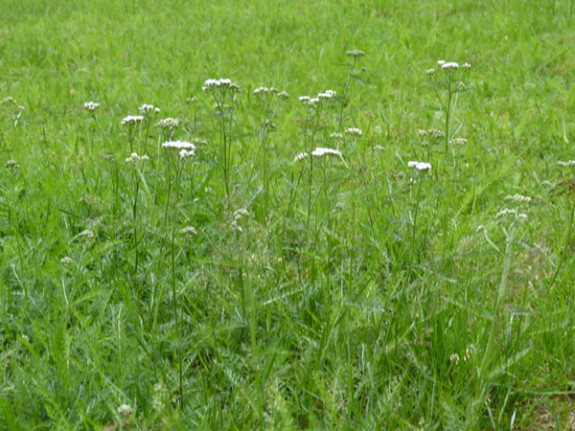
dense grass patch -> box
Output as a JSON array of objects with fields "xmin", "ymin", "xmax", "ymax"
[{"xmin": 1, "ymin": 0, "xmax": 575, "ymax": 429}]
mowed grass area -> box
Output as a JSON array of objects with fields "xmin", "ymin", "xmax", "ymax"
[{"xmin": 1, "ymin": 0, "xmax": 575, "ymax": 429}]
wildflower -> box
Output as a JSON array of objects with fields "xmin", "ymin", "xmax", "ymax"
[
  {"xmin": 557, "ymin": 160, "xmax": 575, "ymax": 167},
  {"xmin": 191, "ymin": 137, "xmax": 208, "ymax": 146},
  {"xmin": 83, "ymin": 101, "xmax": 100, "ymax": 112},
  {"xmin": 504, "ymin": 194, "xmax": 532, "ymax": 204},
  {"xmin": 156, "ymin": 117, "xmax": 180, "ymax": 130},
  {"xmin": 294, "ymin": 152, "xmax": 309, "ymax": 162},
  {"xmin": 347, "ymin": 49, "xmax": 365, "ymax": 58},
  {"xmin": 1, "ymin": 97, "xmax": 16, "ymax": 105},
  {"xmin": 152, "ymin": 381, "xmax": 170, "ymax": 412},
  {"xmin": 125, "ymin": 152, "xmax": 150, "ymax": 163},
  {"xmin": 161, "ymin": 140, "xmax": 197, "ymax": 151},
  {"xmin": 437, "ymin": 60, "xmax": 446, "ymax": 66},
  {"xmin": 428, "ymin": 129, "xmax": 446, "ymax": 140},
  {"xmin": 308, "ymin": 97, "xmax": 320, "ymax": 105},
  {"xmin": 5, "ymin": 159, "xmax": 19, "ymax": 169},
  {"xmin": 318, "ymin": 89, "xmax": 336, "ymax": 99},
  {"xmin": 345, "ymin": 127, "xmax": 363, "ymax": 137},
  {"xmin": 442, "ymin": 62, "xmax": 459, "ymax": 71},
  {"xmin": 117, "ymin": 404, "xmax": 133, "ymax": 417},
  {"xmin": 78, "ymin": 229, "xmax": 94, "ymax": 240},
  {"xmin": 299, "ymin": 96, "xmax": 310, "ymax": 104},
  {"xmin": 202, "ymin": 78, "xmax": 240, "ymax": 94},
  {"xmin": 278, "ymin": 91, "xmax": 289, "ymax": 99},
  {"xmin": 121, "ymin": 115, "xmax": 144, "ymax": 125},
  {"xmin": 330, "ymin": 132, "xmax": 344, "ymax": 140},
  {"xmin": 179, "ymin": 149, "xmax": 195, "ymax": 159},
  {"xmin": 139, "ymin": 104, "xmax": 160, "ymax": 114},
  {"xmin": 450, "ymin": 138, "xmax": 468, "ymax": 145},
  {"xmin": 60, "ymin": 256, "xmax": 73, "ymax": 265},
  {"xmin": 311, "ymin": 147, "xmax": 342, "ymax": 157},
  {"xmin": 463, "ymin": 62, "xmax": 471, "ymax": 69},
  {"xmin": 408, "ymin": 161, "xmax": 432, "ymax": 171},
  {"xmin": 426, "ymin": 68, "xmax": 435, "ymax": 75},
  {"xmin": 181, "ymin": 226, "xmax": 197, "ymax": 235},
  {"xmin": 456, "ymin": 81, "xmax": 467, "ymax": 92}
]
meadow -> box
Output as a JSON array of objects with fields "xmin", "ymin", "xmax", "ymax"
[{"xmin": 1, "ymin": 0, "xmax": 575, "ymax": 429}]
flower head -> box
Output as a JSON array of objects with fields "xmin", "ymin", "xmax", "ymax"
[
  {"xmin": 156, "ymin": 117, "xmax": 181, "ymax": 130},
  {"xmin": 294, "ymin": 152, "xmax": 309, "ymax": 162},
  {"xmin": 181, "ymin": 226, "xmax": 197, "ymax": 235},
  {"xmin": 408, "ymin": 161, "xmax": 432, "ymax": 171},
  {"xmin": 441, "ymin": 62, "xmax": 459, "ymax": 71},
  {"xmin": 162, "ymin": 140, "xmax": 197, "ymax": 151},
  {"xmin": 318, "ymin": 89, "xmax": 336, "ymax": 99},
  {"xmin": 179, "ymin": 149, "xmax": 195, "ymax": 159},
  {"xmin": 125, "ymin": 152, "xmax": 150, "ymax": 163},
  {"xmin": 347, "ymin": 49, "xmax": 365, "ymax": 58},
  {"xmin": 202, "ymin": 78, "xmax": 240, "ymax": 94},
  {"xmin": 345, "ymin": 127, "xmax": 363, "ymax": 137},
  {"xmin": 311, "ymin": 147, "xmax": 343, "ymax": 157},
  {"xmin": 121, "ymin": 115, "xmax": 144, "ymax": 126},
  {"xmin": 84, "ymin": 101, "xmax": 100, "ymax": 112},
  {"xmin": 139, "ymin": 104, "xmax": 160, "ymax": 114},
  {"xmin": 330, "ymin": 132, "xmax": 344, "ymax": 140},
  {"xmin": 117, "ymin": 404, "xmax": 133, "ymax": 417}
]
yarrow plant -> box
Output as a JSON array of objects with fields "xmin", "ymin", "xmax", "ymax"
[
  {"xmin": 253, "ymin": 85, "xmax": 289, "ymax": 214},
  {"xmin": 203, "ymin": 78, "xmax": 241, "ymax": 200},
  {"xmin": 426, "ymin": 59, "xmax": 471, "ymax": 153}
]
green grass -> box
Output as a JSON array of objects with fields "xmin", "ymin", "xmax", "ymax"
[{"xmin": 1, "ymin": 0, "xmax": 575, "ymax": 429}]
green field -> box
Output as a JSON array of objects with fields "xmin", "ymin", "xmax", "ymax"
[{"xmin": 2, "ymin": 0, "xmax": 575, "ymax": 429}]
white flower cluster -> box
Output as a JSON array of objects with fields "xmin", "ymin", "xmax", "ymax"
[
  {"xmin": 162, "ymin": 140, "xmax": 196, "ymax": 159},
  {"xmin": 139, "ymin": 104, "xmax": 160, "ymax": 114},
  {"xmin": 504, "ymin": 194, "xmax": 532, "ymax": 204},
  {"xmin": 84, "ymin": 101, "xmax": 100, "ymax": 112},
  {"xmin": 496, "ymin": 208, "xmax": 528, "ymax": 221},
  {"xmin": 117, "ymin": 404, "xmax": 133, "ymax": 417},
  {"xmin": 156, "ymin": 117, "xmax": 180, "ymax": 130},
  {"xmin": 121, "ymin": 115, "xmax": 144, "ymax": 125},
  {"xmin": 161, "ymin": 140, "xmax": 197, "ymax": 150},
  {"xmin": 125, "ymin": 152, "xmax": 150, "ymax": 163},
  {"xmin": 202, "ymin": 78, "xmax": 240, "ymax": 93},
  {"xmin": 311, "ymin": 147, "xmax": 342, "ymax": 157},
  {"xmin": 253, "ymin": 86, "xmax": 278, "ymax": 95},
  {"xmin": 345, "ymin": 127, "xmax": 363, "ymax": 137},
  {"xmin": 347, "ymin": 49, "xmax": 365, "ymax": 58},
  {"xmin": 450, "ymin": 138, "xmax": 468, "ymax": 145},
  {"xmin": 294, "ymin": 147, "xmax": 344, "ymax": 161},
  {"xmin": 557, "ymin": 160, "xmax": 575, "ymax": 167},
  {"xmin": 294, "ymin": 152, "xmax": 309, "ymax": 162},
  {"xmin": 299, "ymin": 89, "xmax": 336, "ymax": 106},
  {"xmin": 318, "ymin": 89, "xmax": 336, "ymax": 99},
  {"xmin": 179, "ymin": 149, "xmax": 195, "ymax": 159},
  {"xmin": 408, "ymin": 161, "xmax": 432, "ymax": 171},
  {"xmin": 442, "ymin": 62, "xmax": 459, "ymax": 70},
  {"xmin": 181, "ymin": 226, "xmax": 197, "ymax": 235},
  {"xmin": 330, "ymin": 132, "xmax": 343, "ymax": 140}
]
